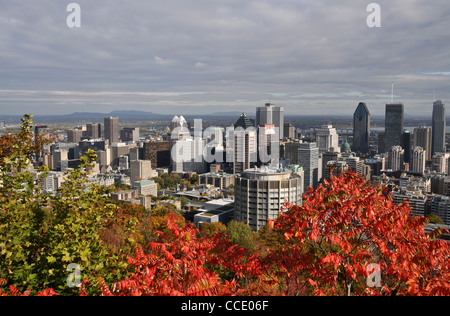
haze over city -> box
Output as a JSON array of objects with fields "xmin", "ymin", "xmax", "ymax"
[{"xmin": 1, "ymin": 0, "xmax": 450, "ymax": 116}]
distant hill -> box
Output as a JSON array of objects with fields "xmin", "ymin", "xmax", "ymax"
[
  {"xmin": 0, "ymin": 110, "xmax": 173, "ymax": 123},
  {"xmin": 0, "ymin": 110, "xmax": 439, "ymax": 125},
  {"xmin": 0, "ymin": 110, "xmax": 254, "ymax": 123},
  {"xmin": 203, "ymin": 111, "xmax": 253, "ymax": 117}
]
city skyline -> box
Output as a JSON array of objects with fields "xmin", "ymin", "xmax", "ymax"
[{"xmin": 1, "ymin": 1, "xmax": 450, "ymax": 116}]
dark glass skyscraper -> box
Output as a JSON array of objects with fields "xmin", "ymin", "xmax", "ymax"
[
  {"xmin": 384, "ymin": 103, "xmax": 404, "ymax": 152},
  {"xmin": 432, "ymin": 100, "xmax": 446, "ymax": 156},
  {"xmin": 352, "ymin": 102, "xmax": 370, "ymax": 154}
]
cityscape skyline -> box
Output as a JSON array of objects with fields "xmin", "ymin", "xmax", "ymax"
[
  {"xmin": 1, "ymin": 1, "xmax": 450, "ymax": 116},
  {"xmin": 2, "ymin": 1, "xmax": 450, "ymax": 298}
]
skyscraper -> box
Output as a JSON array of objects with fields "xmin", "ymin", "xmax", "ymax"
[
  {"xmin": 67, "ymin": 129, "xmax": 83, "ymax": 143},
  {"xmin": 411, "ymin": 146, "xmax": 426, "ymax": 174},
  {"xmin": 414, "ymin": 127, "xmax": 432, "ymax": 161},
  {"xmin": 432, "ymin": 100, "xmax": 446, "ymax": 156},
  {"xmin": 387, "ymin": 146, "xmax": 404, "ymax": 171},
  {"xmin": 231, "ymin": 113, "xmax": 257, "ymax": 174},
  {"xmin": 256, "ymin": 103, "xmax": 284, "ymax": 140},
  {"xmin": 352, "ymin": 102, "xmax": 370, "ymax": 154},
  {"xmin": 86, "ymin": 123, "xmax": 101, "ymax": 139},
  {"xmin": 298, "ymin": 142, "xmax": 319, "ymax": 190},
  {"xmin": 402, "ymin": 130, "xmax": 412, "ymax": 165},
  {"xmin": 104, "ymin": 116, "xmax": 119, "ymax": 144},
  {"xmin": 385, "ymin": 103, "xmax": 404, "ymax": 153},
  {"xmin": 315, "ymin": 125, "xmax": 339, "ymax": 154}
]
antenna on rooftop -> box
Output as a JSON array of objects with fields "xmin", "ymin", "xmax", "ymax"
[{"xmin": 391, "ymin": 81, "xmax": 394, "ymax": 103}]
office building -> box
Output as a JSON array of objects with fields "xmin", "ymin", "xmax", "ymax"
[
  {"xmin": 298, "ymin": 142, "xmax": 319, "ymax": 190},
  {"xmin": 52, "ymin": 150, "xmax": 68, "ymax": 171},
  {"xmin": 392, "ymin": 187, "xmax": 427, "ymax": 217},
  {"xmin": 432, "ymin": 152, "xmax": 450, "ymax": 174},
  {"xmin": 284, "ymin": 141, "xmax": 303, "ymax": 165},
  {"xmin": 234, "ymin": 167, "xmax": 303, "ymax": 231},
  {"xmin": 203, "ymin": 126, "xmax": 225, "ymax": 165},
  {"xmin": 321, "ymin": 150, "xmax": 341, "ymax": 179},
  {"xmin": 339, "ymin": 155, "xmax": 366, "ymax": 177},
  {"xmin": 385, "ymin": 103, "xmax": 404, "ymax": 152},
  {"xmin": 143, "ymin": 141, "xmax": 171, "ymax": 168},
  {"xmin": 198, "ymin": 172, "xmax": 235, "ymax": 189},
  {"xmin": 402, "ymin": 130, "xmax": 412, "ymax": 164},
  {"xmin": 258, "ymin": 124, "xmax": 279, "ymax": 167},
  {"xmin": 120, "ymin": 127, "xmax": 140, "ymax": 143},
  {"xmin": 324, "ymin": 160, "xmax": 348, "ymax": 181},
  {"xmin": 104, "ymin": 117, "xmax": 119, "ymax": 144},
  {"xmin": 352, "ymin": 102, "xmax": 370, "ymax": 154},
  {"xmin": 315, "ymin": 125, "xmax": 339, "ymax": 154},
  {"xmin": 413, "ymin": 127, "xmax": 432, "ymax": 161},
  {"xmin": 387, "ymin": 146, "xmax": 404, "ymax": 171},
  {"xmin": 230, "ymin": 113, "xmax": 257, "ymax": 174},
  {"xmin": 411, "ymin": 146, "xmax": 426, "ymax": 174},
  {"xmin": 183, "ymin": 137, "xmax": 207, "ymax": 174},
  {"xmin": 256, "ymin": 103, "xmax": 284, "ymax": 140},
  {"xmin": 171, "ymin": 137, "xmax": 207, "ymax": 174},
  {"xmin": 86, "ymin": 123, "xmax": 101, "ymax": 139},
  {"xmin": 110, "ymin": 142, "xmax": 129, "ymax": 167},
  {"xmin": 432, "ymin": 100, "xmax": 446, "ymax": 156},
  {"xmin": 67, "ymin": 129, "xmax": 83, "ymax": 143},
  {"xmin": 41, "ymin": 171, "xmax": 66, "ymax": 193},
  {"xmin": 79, "ymin": 139, "xmax": 106, "ymax": 156},
  {"xmin": 132, "ymin": 179, "xmax": 158, "ymax": 197},
  {"xmin": 130, "ymin": 160, "xmax": 153, "ymax": 182},
  {"xmin": 283, "ymin": 123, "xmax": 296, "ymax": 140},
  {"xmin": 431, "ymin": 196, "xmax": 450, "ymax": 225},
  {"xmin": 377, "ymin": 131, "xmax": 385, "ymax": 154}
]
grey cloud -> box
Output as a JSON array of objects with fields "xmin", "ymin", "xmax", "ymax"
[{"xmin": 0, "ymin": 0, "xmax": 449, "ymax": 116}]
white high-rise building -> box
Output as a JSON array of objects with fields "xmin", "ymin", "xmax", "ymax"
[
  {"xmin": 229, "ymin": 113, "xmax": 257, "ymax": 175},
  {"xmin": 411, "ymin": 146, "xmax": 426, "ymax": 174},
  {"xmin": 387, "ymin": 146, "xmax": 404, "ymax": 171},
  {"xmin": 233, "ymin": 127, "xmax": 257, "ymax": 175},
  {"xmin": 315, "ymin": 125, "xmax": 339, "ymax": 154}
]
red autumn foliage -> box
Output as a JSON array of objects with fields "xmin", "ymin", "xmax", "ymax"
[
  {"xmin": 99, "ymin": 214, "xmax": 265, "ymax": 296},
  {"xmin": 92, "ymin": 170, "xmax": 449, "ymax": 296},
  {"xmin": 0, "ymin": 279, "xmax": 58, "ymax": 296},
  {"xmin": 3, "ymin": 169, "xmax": 449, "ymax": 296},
  {"xmin": 265, "ymin": 170, "xmax": 450, "ymax": 296}
]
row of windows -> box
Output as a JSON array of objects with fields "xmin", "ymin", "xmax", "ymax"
[
  {"xmin": 236, "ymin": 195, "xmax": 302, "ymax": 202},
  {"xmin": 236, "ymin": 179, "xmax": 300, "ymax": 190}
]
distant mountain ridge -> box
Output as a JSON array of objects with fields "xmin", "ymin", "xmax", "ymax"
[
  {"xmin": 0, "ymin": 110, "xmax": 254, "ymax": 122},
  {"xmin": 0, "ymin": 109, "xmax": 440, "ymax": 124}
]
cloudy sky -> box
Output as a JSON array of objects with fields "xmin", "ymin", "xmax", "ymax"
[{"xmin": 1, "ymin": 0, "xmax": 450, "ymax": 116}]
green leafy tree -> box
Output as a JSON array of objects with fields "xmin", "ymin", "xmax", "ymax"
[
  {"xmin": 0, "ymin": 115, "xmax": 131, "ymax": 295},
  {"xmin": 226, "ymin": 220, "xmax": 258, "ymax": 252}
]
